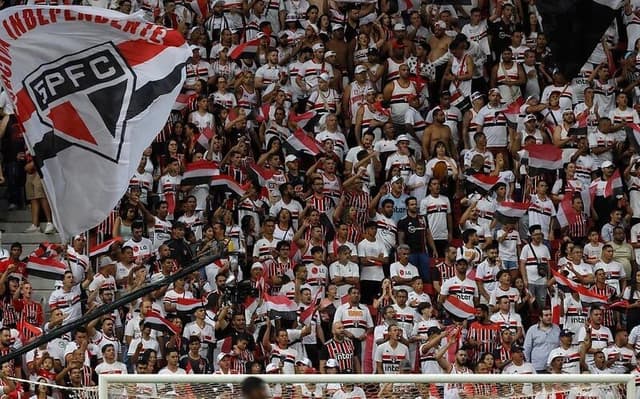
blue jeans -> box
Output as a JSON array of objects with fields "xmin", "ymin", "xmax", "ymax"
[
  {"xmin": 530, "ymin": 283, "xmax": 547, "ymax": 308},
  {"xmin": 409, "ymin": 252, "xmax": 431, "ymax": 282}
]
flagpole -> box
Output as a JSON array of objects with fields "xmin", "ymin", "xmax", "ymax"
[{"xmin": 0, "ymin": 253, "xmax": 221, "ymax": 366}]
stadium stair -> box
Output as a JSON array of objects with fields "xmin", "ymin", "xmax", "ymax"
[{"xmin": 0, "ymin": 185, "xmax": 61, "ymax": 310}]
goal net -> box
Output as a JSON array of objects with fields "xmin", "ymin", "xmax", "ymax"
[{"xmin": 97, "ymin": 373, "xmax": 636, "ymax": 399}]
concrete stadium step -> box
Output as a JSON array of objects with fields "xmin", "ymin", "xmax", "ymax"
[
  {"xmin": 0, "ymin": 209, "xmax": 33, "ymax": 222},
  {"xmin": 1, "ymin": 231, "xmax": 61, "ymax": 244},
  {"xmin": 2, "ymin": 221, "xmax": 48, "ymax": 233}
]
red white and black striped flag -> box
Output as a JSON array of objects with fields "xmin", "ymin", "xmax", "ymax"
[
  {"xmin": 89, "ymin": 237, "xmax": 123, "ymax": 258},
  {"xmin": 210, "ymin": 175, "xmax": 247, "ymax": 196},
  {"xmin": 175, "ymin": 297, "xmax": 205, "ymax": 313},
  {"xmin": 626, "ymin": 123, "xmax": 640, "ymax": 152},
  {"xmin": 247, "ymin": 162, "xmax": 275, "ymax": 187},
  {"xmin": 495, "ymin": 201, "xmax": 530, "ymax": 225},
  {"xmin": 556, "ymin": 196, "xmax": 578, "ymax": 228},
  {"xmin": 26, "ymin": 256, "xmax": 67, "ymax": 280},
  {"xmin": 551, "ymin": 269, "xmax": 609, "ymax": 304},
  {"xmin": 443, "ymin": 296, "xmax": 476, "ymax": 320},
  {"xmin": 465, "ymin": 174, "xmax": 500, "ymax": 195},
  {"xmin": 229, "ymin": 36, "xmax": 261, "ymax": 60},
  {"xmin": 285, "ymin": 129, "xmax": 321, "ymax": 156},
  {"xmin": 144, "ymin": 310, "xmax": 181, "ymax": 335},
  {"xmin": 181, "ymin": 160, "xmax": 220, "ymax": 186},
  {"xmin": 525, "ymin": 144, "xmax": 563, "ymax": 174}
]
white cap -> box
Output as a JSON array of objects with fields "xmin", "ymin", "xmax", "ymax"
[
  {"xmin": 396, "ymin": 134, "xmax": 411, "ymax": 142},
  {"xmin": 393, "ymin": 23, "xmax": 405, "ymax": 30},
  {"xmin": 296, "ymin": 358, "xmax": 312, "ymax": 367},
  {"xmin": 470, "ymin": 91, "xmax": 484, "ymax": 102},
  {"xmin": 189, "ymin": 44, "xmax": 200, "ymax": 52},
  {"xmin": 326, "ymin": 359, "xmax": 339, "ymax": 368},
  {"xmin": 359, "ymin": 13, "xmax": 376, "ymax": 26},
  {"xmin": 285, "ymin": 13, "xmax": 297, "ymax": 22},
  {"xmin": 355, "ymin": 65, "xmax": 368, "ymax": 74},
  {"xmin": 308, "ymin": 23, "xmax": 319, "ymax": 33},
  {"xmin": 99, "ymin": 256, "xmax": 115, "ymax": 269},
  {"xmin": 324, "ymin": 50, "xmax": 337, "ymax": 59},
  {"xmin": 266, "ymin": 363, "xmax": 280, "ymax": 373},
  {"xmin": 331, "ymin": 23, "xmax": 343, "ymax": 31},
  {"xmin": 312, "ymin": 42, "xmax": 325, "ymax": 52},
  {"xmin": 524, "ymin": 114, "xmax": 537, "ymax": 123},
  {"xmin": 601, "ymin": 160, "xmax": 615, "ymax": 169},
  {"xmin": 525, "ymin": 95, "xmax": 539, "ymax": 103},
  {"xmin": 285, "ymin": 154, "xmax": 298, "ymax": 163},
  {"xmin": 217, "ymin": 352, "xmax": 231, "ymax": 363},
  {"xmin": 391, "ymin": 175, "xmax": 403, "ymax": 184},
  {"xmin": 318, "ymin": 72, "xmax": 330, "ymax": 82},
  {"xmin": 488, "ymin": 88, "xmax": 501, "ymax": 96},
  {"xmin": 251, "ymin": 262, "xmax": 264, "ymax": 270},
  {"xmin": 562, "ymin": 108, "xmax": 575, "ymax": 116},
  {"xmin": 434, "ymin": 20, "xmax": 446, "ymax": 29}
]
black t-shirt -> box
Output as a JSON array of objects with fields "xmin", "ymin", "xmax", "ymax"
[{"xmin": 397, "ymin": 214, "xmax": 428, "ymax": 254}]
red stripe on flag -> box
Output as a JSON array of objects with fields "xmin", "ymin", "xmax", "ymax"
[
  {"xmin": 116, "ymin": 34, "xmax": 185, "ymax": 67},
  {"xmin": 443, "ymin": 296, "xmax": 476, "ymax": 319},
  {"xmin": 16, "ymin": 88, "xmax": 36, "ymax": 124},
  {"xmin": 551, "ymin": 269, "xmax": 609, "ymax": 303},
  {"xmin": 229, "ymin": 37, "xmax": 261, "ymax": 60},
  {"xmin": 89, "ymin": 237, "xmax": 122, "ymax": 258},
  {"xmin": 604, "ymin": 169, "xmax": 623, "ymax": 197},
  {"xmin": 525, "ymin": 144, "xmax": 563, "ymax": 171}
]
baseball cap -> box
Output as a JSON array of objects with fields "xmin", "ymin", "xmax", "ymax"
[
  {"xmin": 99, "ymin": 256, "xmax": 115, "ymax": 269},
  {"xmin": 560, "ymin": 329, "xmax": 574, "ymax": 337},
  {"xmin": 525, "ymin": 95, "xmax": 539, "ymax": 103},
  {"xmin": 217, "ymin": 353, "xmax": 230, "ymax": 363},
  {"xmin": 331, "ymin": 23, "xmax": 343, "ymax": 31},
  {"xmin": 562, "ymin": 108, "xmax": 575, "ymax": 116},
  {"xmin": 391, "ymin": 175, "xmax": 404, "ymax": 184},
  {"xmin": 434, "ymin": 20, "xmax": 446, "ymax": 29},
  {"xmin": 326, "ymin": 359, "xmax": 339, "ymax": 368},
  {"xmin": 355, "ymin": 65, "xmax": 368, "ymax": 74},
  {"xmin": 296, "ymin": 358, "xmax": 312, "ymax": 367},
  {"xmin": 318, "ymin": 72, "xmax": 331, "ymax": 82},
  {"xmin": 251, "ymin": 262, "xmax": 264, "ymax": 271},
  {"xmin": 393, "ymin": 23, "xmax": 405, "ymax": 30},
  {"xmin": 324, "ymin": 50, "xmax": 337, "ymax": 59},
  {"xmin": 312, "ymin": 42, "xmax": 325, "ymax": 51},
  {"xmin": 488, "ymin": 88, "xmax": 501, "ymax": 96},
  {"xmin": 601, "ymin": 160, "xmax": 615, "ymax": 169},
  {"xmin": 470, "ymin": 91, "xmax": 484, "ymax": 102},
  {"xmin": 285, "ymin": 154, "xmax": 298, "ymax": 163},
  {"xmin": 266, "ymin": 363, "xmax": 280, "ymax": 373},
  {"xmin": 285, "ymin": 13, "xmax": 297, "ymax": 22},
  {"xmin": 396, "ymin": 134, "xmax": 411, "ymax": 142},
  {"xmin": 524, "ymin": 114, "xmax": 537, "ymax": 123}
]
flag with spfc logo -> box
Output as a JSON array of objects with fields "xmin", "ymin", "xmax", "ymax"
[{"xmin": 0, "ymin": 6, "xmax": 190, "ymax": 240}]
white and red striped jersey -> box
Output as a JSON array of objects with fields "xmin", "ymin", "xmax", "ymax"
[{"xmin": 374, "ymin": 341, "xmax": 409, "ymax": 374}]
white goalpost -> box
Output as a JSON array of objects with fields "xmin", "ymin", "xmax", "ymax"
[{"xmin": 98, "ymin": 373, "xmax": 637, "ymax": 399}]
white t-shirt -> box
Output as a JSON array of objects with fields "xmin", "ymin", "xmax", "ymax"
[{"xmin": 357, "ymin": 238, "xmax": 388, "ymax": 281}]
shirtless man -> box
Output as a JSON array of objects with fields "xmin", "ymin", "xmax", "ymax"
[
  {"xmin": 428, "ymin": 21, "xmax": 453, "ymax": 63},
  {"xmin": 423, "ymin": 108, "xmax": 454, "ymax": 157}
]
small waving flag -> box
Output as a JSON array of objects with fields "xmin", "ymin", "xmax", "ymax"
[
  {"xmin": 503, "ymin": 97, "xmax": 524, "ymax": 126},
  {"xmin": 89, "ymin": 237, "xmax": 123, "ymax": 258},
  {"xmin": 144, "ymin": 310, "xmax": 181, "ymax": 335},
  {"xmin": 525, "ymin": 144, "xmax": 563, "ymax": 175},
  {"xmin": 181, "ymin": 160, "xmax": 220, "ymax": 186},
  {"xmin": 443, "ymin": 296, "xmax": 476, "ymax": 320},
  {"xmin": 26, "ymin": 256, "xmax": 67, "ymax": 280},
  {"xmin": 495, "ymin": 201, "xmax": 530, "ymax": 225},
  {"xmin": 626, "ymin": 123, "xmax": 640, "ymax": 152},
  {"xmin": 196, "ymin": 127, "xmax": 214, "ymax": 149},
  {"xmin": 229, "ymin": 36, "xmax": 261, "ymax": 60},
  {"xmin": 264, "ymin": 293, "xmax": 298, "ymax": 320},
  {"xmin": 604, "ymin": 168, "xmax": 623, "ymax": 197},
  {"xmin": 465, "ymin": 174, "xmax": 500, "ymax": 195},
  {"xmin": 247, "ymin": 163, "xmax": 276, "ymax": 187},
  {"xmin": 175, "ymin": 297, "xmax": 205, "ymax": 313},
  {"xmin": 556, "ymin": 196, "xmax": 578, "ymax": 228},
  {"xmin": 210, "ymin": 175, "xmax": 247, "ymax": 196},
  {"xmin": 285, "ymin": 129, "xmax": 321, "ymax": 156},
  {"xmin": 289, "ymin": 110, "xmax": 319, "ymax": 132},
  {"xmin": 551, "ymin": 269, "xmax": 609, "ymax": 304}
]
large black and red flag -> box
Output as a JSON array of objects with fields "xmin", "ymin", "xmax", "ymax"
[{"xmin": 538, "ymin": 0, "xmax": 622, "ymax": 79}]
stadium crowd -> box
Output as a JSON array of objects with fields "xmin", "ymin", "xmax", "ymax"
[{"xmin": 2, "ymin": 0, "xmax": 640, "ymax": 397}]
